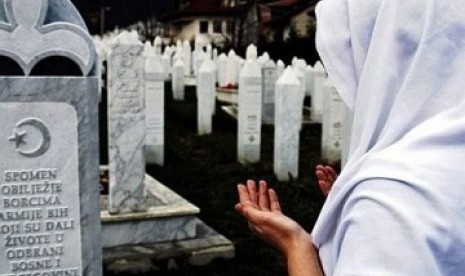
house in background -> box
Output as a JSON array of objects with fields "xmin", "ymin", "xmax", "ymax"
[
  {"xmin": 260, "ymin": 0, "xmax": 317, "ymax": 43},
  {"xmin": 160, "ymin": 0, "xmax": 254, "ymax": 48}
]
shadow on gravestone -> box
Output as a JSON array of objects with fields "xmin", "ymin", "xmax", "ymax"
[{"xmin": 0, "ymin": 56, "xmax": 23, "ymax": 75}]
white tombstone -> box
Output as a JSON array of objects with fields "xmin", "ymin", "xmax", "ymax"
[
  {"xmin": 238, "ymin": 44, "xmax": 262, "ymax": 164},
  {"xmin": 321, "ymin": 79, "xmax": 344, "ymax": 164},
  {"xmin": 108, "ymin": 30, "xmax": 146, "ymax": 213},
  {"xmin": 172, "ymin": 58, "xmax": 185, "ymax": 100},
  {"xmin": 227, "ymin": 50, "xmax": 240, "ymax": 86},
  {"xmin": 291, "ymin": 57, "xmax": 298, "ymax": 68},
  {"xmin": 197, "ymin": 59, "xmax": 216, "ymax": 135},
  {"xmin": 145, "ymin": 47, "xmax": 165, "ymax": 166},
  {"xmin": 213, "ymin": 48, "xmax": 218, "ymax": 63},
  {"xmin": 217, "ymin": 53, "xmax": 228, "ymax": 87},
  {"xmin": 183, "ymin": 40, "xmax": 192, "ymax": 75},
  {"xmin": 262, "ymin": 59, "xmax": 277, "ymax": 124},
  {"xmin": 206, "ymin": 43, "xmax": 213, "ymax": 59},
  {"xmin": 296, "ymin": 59, "xmax": 307, "ymax": 96},
  {"xmin": 274, "ymin": 67, "xmax": 302, "ymax": 181},
  {"xmin": 194, "ymin": 50, "xmax": 207, "ymax": 77},
  {"xmin": 276, "ymin": 59, "xmax": 285, "ymax": 78},
  {"xmin": 305, "ymin": 65, "xmax": 315, "ymax": 98},
  {"xmin": 162, "ymin": 51, "xmax": 171, "ymax": 81},
  {"xmin": 257, "ymin": 51, "xmax": 270, "ymax": 67},
  {"xmin": 154, "ymin": 35, "xmax": 162, "ymax": 56},
  {"xmin": 313, "ymin": 61, "xmax": 327, "ymax": 122},
  {"xmin": 341, "ymin": 103, "xmax": 353, "ymax": 168}
]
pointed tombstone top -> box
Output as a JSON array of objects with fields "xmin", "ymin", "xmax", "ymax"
[
  {"xmin": 0, "ymin": 0, "xmax": 97, "ymax": 75},
  {"xmin": 263, "ymin": 59, "xmax": 276, "ymax": 68},
  {"xmin": 199, "ymin": 58, "xmax": 215, "ymax": 73},
  {"xmin": 143, "ymin": 41, "xmax": 155, "ymax": 56},
  {"xmin": 246, "ymin": 44, "xmax": 258, "ymax": 61},
  {"xmin": 154, "ymin": 36, "xmax": 162, "ymax": 45},
  {"xmin": 129, "ymin": 30, "xmax": 140, "ymax": 42},
  {"xmin": 277, "ymin": 60, "xmax": 285, "ymax": 67},
  {"xmin": 314, "ymin": 60, "xmax": 326, "ymax": 73},
  {"xmin": 228, "ymin": 49, "xmax": 236, "ymax": 57},
  {"xmin": 296, "ymin": 59, "xmax": 307, "ymax": 69},
  {"xmin": 305, "ymin": 65, "xmax": 314, "ymax": 72},
  {"xmin": 291, "ymin": 57, "xmax": 298, "ymax": 67},
  {"xmin": 218, "ymin": 53, "xmax": 227, "ymax": 60},
  {"xmin": 277, "ymin": 66, "xmax": 300, "ymax": 86}
]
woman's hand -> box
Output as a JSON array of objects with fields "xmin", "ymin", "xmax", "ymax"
[
  {"xmin": 235, "ymin": 180, "xmax": 310, "ymax": 256},
  {"xmin": 235, "ymin": 180, "xmax": 323, "ymax": 276},
  {"xmin": 315, "ymin": 165, "xmax": 338, "ymax": 197}
]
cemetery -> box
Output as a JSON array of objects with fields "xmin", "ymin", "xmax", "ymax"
[{"xmin": 0, "ymin": 0, "xmax": 349, "ymax": 275}]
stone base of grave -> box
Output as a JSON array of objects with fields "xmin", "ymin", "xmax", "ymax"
[
  {"xmin": 185, "ymin": 75, "xmax": 197, "ymax": 87},
  {"xmin": 221, "ymin": 105, "xmax": 317, "ymax": 125},
  {"xmin": 100, "ymin": 170, "xmax": 234, "ymax": 271},
  {"xmin": 216, "ymin": 87, "xmax": 238, "ymax": 104}
]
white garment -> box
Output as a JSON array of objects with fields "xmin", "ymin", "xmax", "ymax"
[{"xmin": 313, "ymin": 0, "xmax": 465, "ymax": 274}]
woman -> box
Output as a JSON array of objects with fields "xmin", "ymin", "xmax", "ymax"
[{"xmin": 236, "ymin": 0, "xmax": 465, "ymax": 274}]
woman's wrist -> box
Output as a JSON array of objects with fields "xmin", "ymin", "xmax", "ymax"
[{"xmin": 285, "ymin": 231, "xmax": 323, "ymax": 275}]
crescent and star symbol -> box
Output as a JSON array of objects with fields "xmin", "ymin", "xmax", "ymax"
[{"xmin": 8, "ymin": 118, "xmax": 51, "ymax": 158}]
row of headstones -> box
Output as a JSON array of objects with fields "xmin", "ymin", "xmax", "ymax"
[
  {"xmin": 232, "ymin": 45, "xmax": 351, "ymax": 181},
  {"xmin": 98, "ymin": 30, "xmax": 350, "ymax": 185}
]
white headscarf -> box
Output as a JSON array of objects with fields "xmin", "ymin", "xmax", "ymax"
[{"xmin": 313, "ymin": 0, "xmax": 465, "ymax": 247}]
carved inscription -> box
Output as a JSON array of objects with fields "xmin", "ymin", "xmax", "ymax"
[
  {"xmin": 242, "ymin": 81, "xmax": 261, "ymax": 145},
  {"xmin": 262, "ymin": 68, "xmax": 276, "ymax": 104},
  {"xmin": 145, "ymin": 81, "xmax": 164, "ymax": 145},
  {"xmin": 0, "ymin": 169, "xmax": 79, "ymax": 276},
  {"xmin": 0, "ymin": 103, "xmax": 82, "ymax": 276}
]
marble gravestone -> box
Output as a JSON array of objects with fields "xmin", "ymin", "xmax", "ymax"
[
  {"xmin": 217, "ymin": 53, "xmax": 228, "ymax": 87},
  {"xmin": 274, "ymin": 67, "xmax": 301, "ymax": 181},
  {"xmin": 172, "ymin": 58, "xmax": 185, "ymax": 101},
  {"xmin": 237, "ymin": 44, "xmax": 262, "ymax": 164},
  {"xmin": 312, "ymin": 61, "xmax": 327, "ymax": 123},
  {"xmin": 0, "ymin": 0, "xmax": 102, "ymax": 275},
  {"xmin": 261, "ymin": 59, "xmax": 277, "ymax": 124},
  {"xmin": 321, "ymin": 79, "xmax": 344, "ymax": 164},
  {"xmin": 197, "ymin": 59, "xmax": 216, "ymax": 135},
  {"xmin": 144, "ymin": 44, "xmax": 165, "ymax": 166},
  {"xmin": 107, "ymin": 30, "xmax": 146, "ymax": 213}
]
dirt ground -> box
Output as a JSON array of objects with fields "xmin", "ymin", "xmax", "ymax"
[{"xmin": 105, "ymin": 85, "xmax": 332, "ymax": 275}]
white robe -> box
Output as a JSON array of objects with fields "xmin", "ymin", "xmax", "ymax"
[{"xmin": 313, "ymin": 0, "xmax": 465, "ymax": 274}]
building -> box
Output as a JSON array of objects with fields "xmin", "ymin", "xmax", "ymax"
[{"xmin": 160, "ymin": 0, "xmax": 255, "ymax": 48}]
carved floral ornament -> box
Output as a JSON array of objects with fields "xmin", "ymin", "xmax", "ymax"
[{"xmin": 0, "ymin": 0, "xmax": 95, "ymax": 76}]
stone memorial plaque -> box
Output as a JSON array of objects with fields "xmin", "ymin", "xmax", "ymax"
[
  {"xmin": 0, "ymin": 103, "xmax": 82, "ymax": 276},
  {"xmin": 0, "ymin": 0, "xmax": 102, "ymax": 274},
  {"xmin": 241, "ymin": 79, "xmax": 262, "ymax": 146},
  {"xmin": 146, "ymin": 81, "xmax": 164, "ymax": 146}
]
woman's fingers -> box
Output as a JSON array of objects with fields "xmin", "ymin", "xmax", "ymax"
[
  {"xmin": 237, "ymin": 183, "xmax": 253, "ymax": 205},
  {"xmin": 258, "ymin": 180, "xmax": 271, "ymax": 211},
  {"xmin": 269, "ymin": 188, "xmax": 282, "ymax": 213},
  {"xmin": 247, "ymin": 180, "xmax": 258, "ymax": 205}
]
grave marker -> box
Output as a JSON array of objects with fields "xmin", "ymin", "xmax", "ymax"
[
  {"xmin": 145, "ymin": 46, "xmax": 165, "ymax": 166},
  {"xmin": 274, "ymin": 67, "xmax": 301, "ymax": 181},
  {"xmin": 238, "ymin": 44, "xmax": 262, "ymax": 164},
  {"xmin": 197, "ymin": 59, "xmax": 216, "ymax": 135},
  {"xmin": 262, "ymin": 59, "xmax": 277, "ymax": 124},
  {"xmin": 312, "ymin": 61, "xmax": 326, "ymax": 122},
  {"xmin": 321, "ymin": 79, "xmax": 344, "ymax": 164},
  {"xmin": 108, "ymin": 30, "xmax": 146, "ymax": 213},
  {"xmin": 0, "ymin": 0, "xmax": 102, "ymax": 274},
  {"xmin": 172, "ymin": 58, "xmax": 185, "ymax": 100}
]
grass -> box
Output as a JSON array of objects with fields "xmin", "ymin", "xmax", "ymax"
[{"xmin": 106, "ymin": 85, "xmax": 328, "ymax": 275}]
